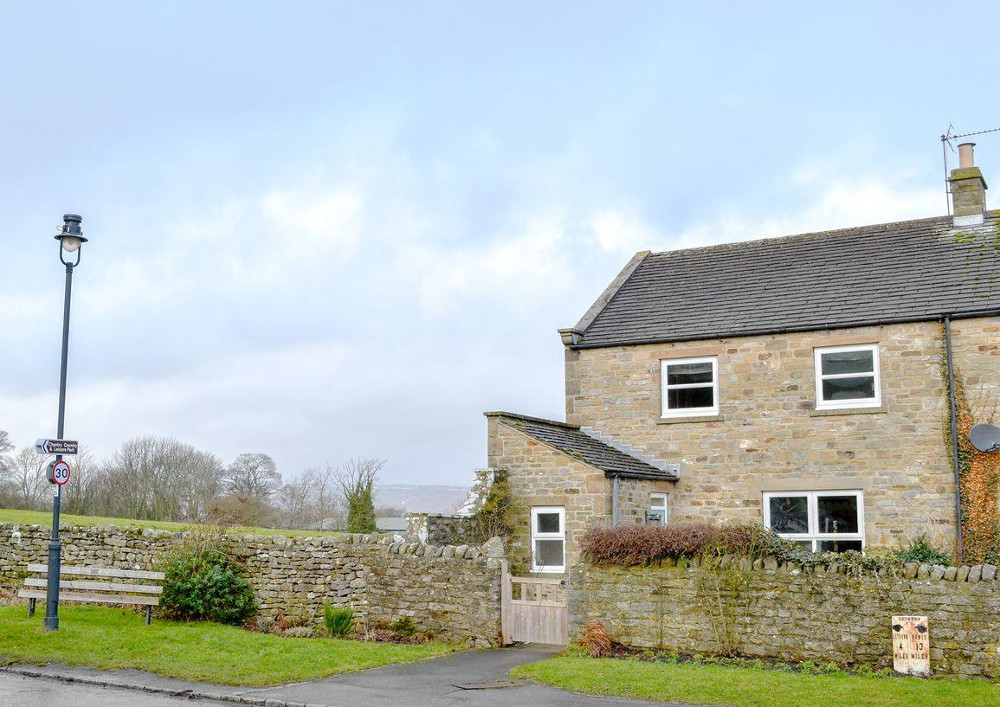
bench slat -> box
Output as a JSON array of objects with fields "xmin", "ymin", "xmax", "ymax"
[
  {"xmin": 23, "ymin": 578, "xmax": 163, "ymax": 595},
  {"xmin": 26, "ymin": 564, "xmax": 165, "ymax": 581},
  {"xmin": 17, "ymin": 588, "xmax": 160, "ymax": 606}
]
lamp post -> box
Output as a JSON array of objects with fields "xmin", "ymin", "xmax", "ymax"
[{"xmin": 44, "ymin": 213, "xmax": 87, "ymax": 632}]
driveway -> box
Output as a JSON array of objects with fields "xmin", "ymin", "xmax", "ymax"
[{"xmin": 2, "ymin": 644, "xmax": 695, "ymax": 707}]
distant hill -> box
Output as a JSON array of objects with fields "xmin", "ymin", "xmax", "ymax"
[{"xmin": 374, "ymin": 484, "xmax": 470, "ymax": 515}]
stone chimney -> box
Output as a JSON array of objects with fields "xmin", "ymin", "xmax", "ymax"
[{"xmin": 949, "ymin": 142, "xmax": 988, "ymax": 226}]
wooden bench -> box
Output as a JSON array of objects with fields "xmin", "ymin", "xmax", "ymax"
[{"xmin": 18, "ymin": 563, "xmax": 165, "ymax": 625}]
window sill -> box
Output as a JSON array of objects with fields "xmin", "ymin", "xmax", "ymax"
[
  {"xmin": 658, "ymin": 414, "xmax": 724, "ymax": 425},
  {"xmin": 810, "ymin": 406, "xmax": 886, "ymax": 417}
]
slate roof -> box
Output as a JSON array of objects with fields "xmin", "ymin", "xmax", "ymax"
[
  {"xmin": 486, "ymin": 412, "xmax": 678, "ymax": 481},
  {"xmin": 574, "ymin": 214, "xmax": 1000, "ymax": 348}
]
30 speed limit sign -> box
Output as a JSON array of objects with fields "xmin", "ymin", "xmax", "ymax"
[{"xmin": 48, "ymin": 460, "xmax": 71, "ymax": 486}]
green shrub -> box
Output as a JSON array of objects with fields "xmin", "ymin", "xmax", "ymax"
[
  {"xmin": 160, "ymin": 537, "xmax": 257, "ymax": 625},
  {"xmin": 390, "ymin": 616, "xmax": 417, "ymax": 637},
  {"xmin": 323, "ymin": 604, "xmax": 355, "ymax": 637},
  {"xmin": 470, "ymin": 472, "xmax": 518, "ymax": 543},
  {"xmin": 347, "ymin": 494, "xmax": 376, "ymax": 534},
  {"xmin": 892, "ymin": 534, "xmax": 952, "ymax": 565}
]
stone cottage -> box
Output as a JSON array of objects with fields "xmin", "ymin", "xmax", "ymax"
[{"xmin": 487, "ymin": 143, "xmax": 1000, "ymax": 574}]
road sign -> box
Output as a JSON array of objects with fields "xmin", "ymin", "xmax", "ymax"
[
  {"xmin": 35, "ymin": 439, "xmax": 79, "ymax": 455},
  {"xmin": 48, "ymin": 460, "xmax": 71, "ymax": 486}
]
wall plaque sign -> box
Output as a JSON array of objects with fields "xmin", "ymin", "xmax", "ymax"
[{"xmin": 892, "ymin": 615, "xmax": 930, "ymax": 675}]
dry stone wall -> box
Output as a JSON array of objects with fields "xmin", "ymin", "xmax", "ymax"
[
  {"xmin": 572, "ymin": 558, "xmax": 1000, "ymax": 678},
  {"xmin": 0, "ymin": 523, "xmax": 502, "ymax": 647},
  {"xmin": 405, "ymin": 513, "xmax": 480, "ymax": 546}
]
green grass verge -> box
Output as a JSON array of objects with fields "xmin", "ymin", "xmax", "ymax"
[
  {"xmin": 511, "ymin": 656, "xmax": 1000, "ymax": 707},
  {"xmin": 0, "ymin": 605, "xmax": 453, "ymax": 686},
  {"xmin": 0, "ymin": 508, "xmax": 340, "ymax": 538}
]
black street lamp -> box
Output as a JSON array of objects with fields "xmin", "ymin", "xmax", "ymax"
[{"xmin": 44, "ymin": 213, "xmax": 87, "ymax": 632}]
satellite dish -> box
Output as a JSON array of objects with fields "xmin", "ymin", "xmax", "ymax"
[{"xmin": 969, "ymin": 424, "xmax": 1000, "ymax": 453}]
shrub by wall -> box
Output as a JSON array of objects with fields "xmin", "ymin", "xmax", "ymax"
[{"xmin": 582, "ymin": 522, "xmax": 792, "ymax": 565}]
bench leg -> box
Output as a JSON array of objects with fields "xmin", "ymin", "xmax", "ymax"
[
  {"xmin": 27, "ymin": 598, "xmax": 35, "ymax": 618},
  {"xmin": 145, "ymin": 606, "xmax": 152, "ymax": 625}
]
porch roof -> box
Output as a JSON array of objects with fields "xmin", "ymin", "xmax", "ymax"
[{"xmin": 485, "ymin": 411, "xmax": 678, "ymax": 481}]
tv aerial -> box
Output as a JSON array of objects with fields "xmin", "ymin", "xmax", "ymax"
[
  {"xmin": 969, "ymin": 424, "xmax": 1000, "ymax": 453},
  {"xmin": 940, "ymin": 123, "xmax": 1000, "ymax": 214}
]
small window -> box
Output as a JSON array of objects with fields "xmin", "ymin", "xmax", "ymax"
[
  {"xmin": 762, "ymin": 490, "xmax": 864, "ymax": 553},
  {"xmin": 661, "ymin": 356, "xmax": 718, "ymax": 417},
  {"xmin": 814, "ymin": 344, "xmax": 881, "ymax": 410},
  {"xmin": 531, "ymin": 506, "xmax": 565, "ymax": 573},
  {"xmin": 648, "ymin": 493, "xmax": 668, "ymax": 525}
]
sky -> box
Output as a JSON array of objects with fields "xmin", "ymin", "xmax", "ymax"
[{"xmin": 2, "ymin": 1, "xmax": 999, "ymax": 486}]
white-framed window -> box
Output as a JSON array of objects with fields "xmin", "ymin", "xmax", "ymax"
[
  {"xmin": 647, "ymin": 493, "xmax": 669, "ymax": 524},
  {"xmin": 762, "ymin": 490, "xmax": 865, "ymax": 553},
  {"xmin": 530, "ymin": 506, "xmax": 565, "ymax": 573},
  {"xmin": 814, "ymin": 344, "xmax": 881, "ymax": 410},
  {"xmin": 661, "ymin": 356, "xmax": 719, "ymax": 417}
]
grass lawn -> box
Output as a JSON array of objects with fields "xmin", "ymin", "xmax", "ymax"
[
  {"xmin": 0, "ymin": 508, "xmax": 340, "ymax": 538},
  {"xmin": 511, "ymin": 656, "xmax": 1000, "ymax": 707},
  {"xmin": 0, "ymin": 605, "xmax": 453, "ymax": 686}
]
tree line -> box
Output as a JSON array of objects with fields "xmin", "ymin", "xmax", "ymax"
[{"xmin": 0, "ymin": 429, "xmax": 383, "ymax": 531}]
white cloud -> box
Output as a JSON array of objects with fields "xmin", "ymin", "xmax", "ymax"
[
  {"xmin": 589, "ymin": 208, "xmax": 663, "ymax": 253},
  {"xmin": 261, "ymin": 187, "xmax": 365, "ymax": 259},
  {"xmin": 670, "ymin": 173, "xmax": 943, "ymax": 251},
  {"xmin": 393, "ymin": 210, "xmax": 575, "ymax": 316},
  {"xmin": 0, "ymin": 341, "xmax": 357, "ymax": 465}
]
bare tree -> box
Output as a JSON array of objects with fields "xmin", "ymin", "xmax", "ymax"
[
  {"xmin": 98, "ymin": 437, "xmax": 224, "ymax": 521},
  {"xmin": 336, "ymin": 457, "xmax": 383, "ymax": 533},
  {"xmin": 0, "ymin": 428, "xmax": 13, "ymax": 457},
  {"xmin": 0, "ymin": 429, "xmax": 14, "ymax": 481},
  {"xmin": 224, "ymin": 452, "xmax": 281, "ymax": 500},
  {"xmin": 276, "ymin": 464, "xmax": 344, "ymax": 530},
  {"xmin": 3, "ymin": 446, "xmax": 49, "ymax": 509},
  {"xmin": 314, "ymin": 463, "xmax": 339, "ymax": 529},
  {"xmin": 60, "ymin": 447, "xmax": 99, "ymax": 515},
  {"xmin": 277, "ymin": 474, "xmax": 311, "ymax": 528}
]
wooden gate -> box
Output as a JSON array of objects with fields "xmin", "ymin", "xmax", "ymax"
[{"xmin": 501, "ymin": 562, "xmax": 568, "ymax": 645}]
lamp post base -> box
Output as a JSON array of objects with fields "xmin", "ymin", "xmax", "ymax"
[{"xmin": 43, "ymin": 539, "xmax": 61, "ymax": 631}]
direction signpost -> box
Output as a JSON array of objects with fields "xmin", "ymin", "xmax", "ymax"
[{"xmin": 35, "ymin": 439, "xmax": 79, "ymax": 456}]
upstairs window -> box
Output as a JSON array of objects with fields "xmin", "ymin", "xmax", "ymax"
[
  {"xmin": 814, "ymin": 344, "xmax": 881, "ymax": 410},
  {"xmin": 763, "ymin": 490, "xmax": 864, "ymax": 553},
  {"xmin": 661, "ymin": 356, "xmax": 718, "ymax": 418}
]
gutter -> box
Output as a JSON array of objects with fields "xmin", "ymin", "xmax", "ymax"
[
  {"xmin": 571, "ymin": 308, "xmax": 1000, "ymax": 350},
  {"xmin": 944, "ymin": 315, "xmax": 965, "ymax": 564},
  {"xmin": 612, "ymin": 475, "xmax": 620, "ymax": 526}
]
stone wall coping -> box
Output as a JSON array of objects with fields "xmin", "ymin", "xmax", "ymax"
[
  {"xmin": 0, "ymin": 522, "xmax": 493, "ymax": 562},
  {"xmin": 579, "ymin": 555, "xmax": 1000, "ymax": 584}
]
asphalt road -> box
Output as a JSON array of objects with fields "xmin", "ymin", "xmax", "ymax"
[
  {"xmin": 0, "ymin": 672, "xmax": 231, "ymax": 707},
  {"xmin": 0, "ymin": 644, "xmax": 695, "ymax": 707},
  {"xmin": 243, "ymin": 643, "xmax": 669, "ymax": 706}
]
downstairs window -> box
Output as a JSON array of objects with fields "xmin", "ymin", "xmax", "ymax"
[
  {"xmin": 762, "ymin": 490, "xmax": 864, "ymax": 552},
  {"xmin": 531, "ymin": 506, "xmax": 565, "ymax": 573}
]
